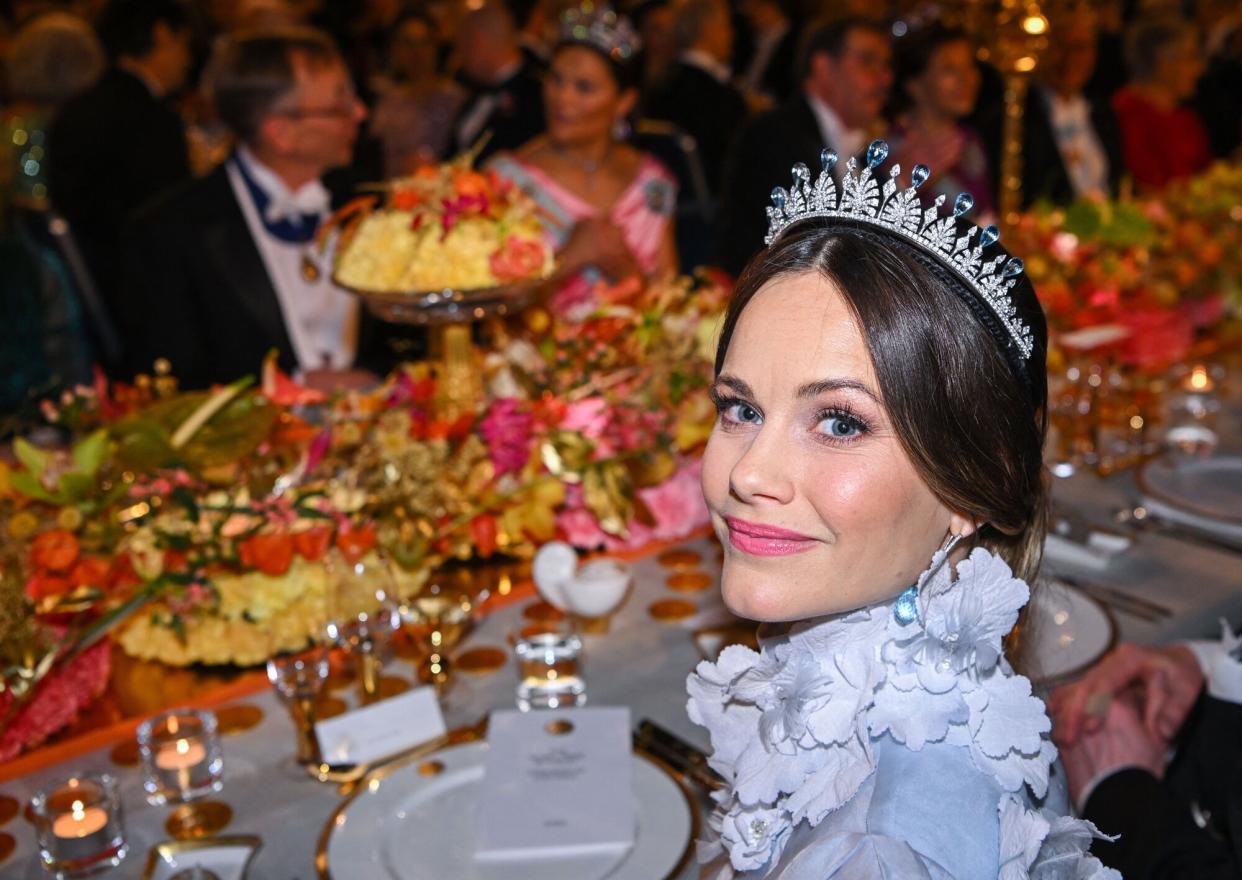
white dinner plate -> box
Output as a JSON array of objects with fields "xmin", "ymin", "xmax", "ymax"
[
  {"xmin": 1138, "ymin": 454, "xmax": 1242, "ymax": 527},
  {"xmin": 1024, "ymin": 581, "xmax": 1115, "ymax": 685},
  {"xmin": 318, "ymin": 741, "xmax": 694, "ymax": 880},
  {"xmin": 141, "ymin": 836, "xmax": 261, "ymax": 880}
]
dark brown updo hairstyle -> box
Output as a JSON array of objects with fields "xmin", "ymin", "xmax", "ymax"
[{"xmin": 715, "ymin": 219, "xmax": 1049, "ymax": 585}]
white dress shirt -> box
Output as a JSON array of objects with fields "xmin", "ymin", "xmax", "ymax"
[
  {"xmin": 1043, "ymin": 88, "xmax": 1110, "ymax": 200},
  {"xmin": 679, "ymin": 49, "xmax": 733, "ymax": 85},
  {"xmin": 741, "ymin": 22, "xmax": 789, "ymax": 95},
  {"xmin": 226, "ymin": 146, "xmax": 358, "ymax": 371},
  {"xmin": 806, "ymin": 93, "xmax": 866, "ymax": 169}
]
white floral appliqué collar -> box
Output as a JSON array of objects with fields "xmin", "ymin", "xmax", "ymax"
[{"xmin": 686, "ymin": 547, "xmax": 1120, "ymax": 879}]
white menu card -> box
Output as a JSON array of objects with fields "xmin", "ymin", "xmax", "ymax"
[
  {"xmin": 314, "ymin": 685, "xmax": 445, "ymax": 767},
  {"xmin": 475, "ymin": 706, "xmax": 635, "ymax": 862}
]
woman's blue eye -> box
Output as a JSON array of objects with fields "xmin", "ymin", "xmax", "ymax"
[
  {"xmin": 818, "ymin": 413, "xmax": 863, "ymax": 438},
  {"xmin": 726, "ymin": 403, "xmax": 762, "ymax": 424}
]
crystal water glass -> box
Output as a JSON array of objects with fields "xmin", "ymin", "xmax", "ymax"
[
  {"xmin": 399, "ymin": 575, "xmax": 475, "ymax": 689},
  {"xmin": 513, "ymin": 631, "xmax": 586, "ymax": 711},
  {"xmin": 267, "ymin": 645, "xmax": 330, "ymax": 765},
  {"xmin": 30, "ymin": 773, "xmax": 126, "ymax": 878},
  {"xmin": 325, "ymin": 550, "xmax": 401, "ymax": 703}
]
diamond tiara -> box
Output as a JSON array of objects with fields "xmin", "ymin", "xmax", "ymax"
[
  {"xmin": 560, "ymin": 3, "xmax": 640, "ymax": 64},
  {"xmin": 765, "ymin": 139, "xmax": 1034, "ymax": 361}
]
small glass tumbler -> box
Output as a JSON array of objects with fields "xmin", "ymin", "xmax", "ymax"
[
  {"xmin": 136, "ymin": 709, "xmax": 224, "ymax": 806},
  {"xmin": 267, "ymin": 646, "xmax": 330, "ymax": 765},
  {"xmin": 30, "ymin": 773, "xmax": 127, "ymax": 878},
  {"xmin": 513, "ymin": 632, "xmax": 586, "ymax": 711}
]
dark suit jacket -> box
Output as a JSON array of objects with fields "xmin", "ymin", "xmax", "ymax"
[
  {"xmin": 1021, "ymin": 85, "xmax": 1124, "ymax": 208},
  {"xmin": 118, "ymin": 163, "xmax": 395, "ymax": 389},
  {"xmin": 48, "ymin": 69, "xmax": 190, "ymax": 311},
  {"xmin": 451, "ymin": 61, "xmax": 546, "ymax": 162},
  {"xmin": 710, "ymin": 94, "xmax": 826, "ymax": 277},
  {"xmin": 644, "ymin": 60, "xmax": 748, "ymax": 197},
  {"xmin": 1085, "ymin": 694, "xmax": 1242, "ymax": 879}
]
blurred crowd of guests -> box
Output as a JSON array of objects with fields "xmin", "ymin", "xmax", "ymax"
[{"xmin": 2, "ymin": 0, "xmax": 1241, "ymax": 410}]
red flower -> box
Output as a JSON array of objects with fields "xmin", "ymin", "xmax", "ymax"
[
  {"xmin": 335, "ymin": 523, "xmax": 377, "ymax": 564},
  {"xmin": 238, "ymin": 533, "xmax": 295, "ymax": 577},
  {"xmin": 69, "ymin": 557, "xmax": 110, "ymax": 590},
  {"xmin": 30, "ymin": 530, "xmax": 80, "ymax": 574},
  {"xmin": 293, "ymin": 527, "xmax": 333, "ymax": 562},
  {"xmin": 489, "ymin": 236, "xmax": 546, "ymax": 281}
]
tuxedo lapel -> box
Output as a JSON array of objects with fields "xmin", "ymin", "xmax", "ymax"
[{"xmin": 195, "ymin": 166, "xmax": 294, "ymax": 356}]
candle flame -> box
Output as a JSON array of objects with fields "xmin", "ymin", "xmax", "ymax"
[
  {"xmin": 71, "ymin": 800, "xmax": 85, "ymax": 820},
  {"xmin": 176, "ymin": 738, "xmax": 191, "ymax": 755},
  {"xmin": 1190, "ymin": 367, "xmax": 1209, "ymax": 390}
]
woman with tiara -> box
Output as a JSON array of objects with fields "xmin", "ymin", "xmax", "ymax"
[
  {"xmin": 687, "ymin": 141, "xmax": 1119, "ymax": 878},
  {"xmin": 489, "ymin": 4, "xmax": 677, "ymax": 315}
]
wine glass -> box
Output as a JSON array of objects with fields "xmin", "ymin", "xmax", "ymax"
[
  {"xmin": 397, "ymin": 570, "xmax": 476, "ymax": 691},
  {"xmin": 266, "ymin": 644, "xmax": 330, "ymax": 768},
  {"xmin": 324, "ymin": 549, "xmax": 401, "ymax": 705}
]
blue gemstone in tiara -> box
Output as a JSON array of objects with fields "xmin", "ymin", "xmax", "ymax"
[{"xmin": 764, "ymin": 139, "xmax": 1034, "ymax": 361}]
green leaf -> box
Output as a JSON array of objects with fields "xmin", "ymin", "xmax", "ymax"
[
  {"xmin": 13, "ymin": 438, "xmax": 50, "ymax": 477},
  {"xmin": 71, "ymin": 429, "xmax": 110, "ymax": 476},
  {"xmin": 57, "ymin": 472, "xmax": 95, "ymax": 502},
  {"xmin": 8, "ymin": 470, "xmax": 58, "ymax": 503}
]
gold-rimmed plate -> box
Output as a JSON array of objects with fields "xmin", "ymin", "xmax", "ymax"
[
  {"xmin": 141, "ymin": 835, "xmax": 261, "ymax": 880},
  {"xmin": 337, "ymin": 278, "xmax": 547, "ymax": 326},
  {"xmin": 1023, "ymin": 580, "xmax": 1117, "ymax": 686},
  {"xmin": 1137, "ymin": 454, "xmax": 1242, "ymax": 526},
  {"xmin": 316, "ymin": 741, "xmax": 694, "ymax": 880}
]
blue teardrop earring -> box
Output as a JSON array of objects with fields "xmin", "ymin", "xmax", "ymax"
[{"xmin": 893, "ymin": 532, "xmax": 963, "ymax": 625}]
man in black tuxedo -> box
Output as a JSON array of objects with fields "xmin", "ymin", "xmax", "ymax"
[
  {"xmin": 48, "ymin": 0, "xmax": 194, "ymax": 334},
  {"xmin": 1021, "ymin": 11, "xmax": 1123, "ymax": 207},
  {"xmin": 450, "ymin": 2, "xmax": 545, "ymax": 163},
  {"xmin": 118, "ymin": 28, "xmax": 383, "ymax": 390},
  {"xmin": 1053, "ymin": 638, "xmax": 1242, "ymax": 878},
  {"xmin": 711, "ymin": 16, "xmax": 892, "ymax": 277},
  {"xmin": 645, "ymin": 0, "xmax": 747, "ymax": 197},
  {"xmin": 735, "ymin": 0, "xmax": 796, "ymax": 105}
]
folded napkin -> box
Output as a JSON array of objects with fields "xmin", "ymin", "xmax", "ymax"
[{"xmin": 1044, "ymin": 529, "xmax": 1132, "ymax": 572}]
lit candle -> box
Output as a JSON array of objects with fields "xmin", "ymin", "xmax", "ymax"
[
  {"xmin": 155, "ymin": 738, "xmax": 206, "ymax": 770},
  {"xmin": 51, "ymin": 800, "xmax": 107, "ymax": 839}
]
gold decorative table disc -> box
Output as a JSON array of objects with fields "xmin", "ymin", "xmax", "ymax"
[
  {"xmin": 316, "ymin": 696, "xmax": 348, "ymax": 719},
  {"xmin": 378, "ymin": 676, "xmax": 412, "ymax": 699},
  {"xmin": 418, "ymin": 760, "xmax": 445, "ymax": 777},
  {"xmin": 522, "ymin": 600, "xmax": 565, "ymax": 622},
  {"xmin": 216, "ymin": 704, "xmax": 264, "ymax": 734},
  {"xmin": 166, "ymin": 801, "xmax": 233, "ymax": 840},
  {"xmin": 0, "ymin": 832, "xmax": 13, "ymax": 863},
  {"xmin": 657, "ymin": 549, "xmax": 702, "ymax": 569},
  {"xmin": 515, "ymin": 622, "xmax": 560, "ymax": 641},
  {"xmin": 649, "ymin": 598, "xmax": 697, "ymax": 622},
  {"xmin": 667, "ymin": 571, "xmax": 713, "ymax": 592},
  {"xmin": 325, "ymin": 665, "xmax": 356, "ymax": 692},
  {"xmin": 0, "ymin": 795, "xmax": 17, "ymax": 826},
  {"xmin": 456, "ymin": 646, "xmax": 507, "ymax": 674},
  {"xmin": 109, "ymin": 739, "xmax": 141, "ymax": 768}
]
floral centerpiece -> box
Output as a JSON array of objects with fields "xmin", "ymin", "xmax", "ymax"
[
  {"xmin": 329, "ymin": 157, "xmax": 554, "ymax": 293},
  {"xmin": 1012, "ymin": 162, "xmax": 1242, "ymax": 371},
  {"xmin": 1, "ymin": 270, "xmax": 726, "ymax": 740}
]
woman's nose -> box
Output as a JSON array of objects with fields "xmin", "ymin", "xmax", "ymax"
[{"xmin": 728, "ymin": 426, "xmax": 795, "ymax": 506}]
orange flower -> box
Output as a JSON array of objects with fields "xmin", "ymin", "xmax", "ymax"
[
  {"xmin": 470, "ymin": 515, "xmax": 498, "ymax": 558},
  {"xmin": 453, "ymin": 170, "xmax": 491, "ymax": 199},
  {"xmin": 69, "ymin": 557, "xmax": 110, "ymax": 590},
  {"xmin": 30, "ymin": 529, "xmax": 80, "ymax": 574},
  {"xmin": 293, "ymin": 527, "xmax": 333, "ymax": 562},
  {"xmin": 335, "ymin": 523, "xmax": 377, "ymax": 564},
  {"xmin": 239, "ymin": 533, "xmax": 295, "ymax": 577},
  {"xmin": 489, "ymin": 236, "xmax": 546, "ymax": 281}
]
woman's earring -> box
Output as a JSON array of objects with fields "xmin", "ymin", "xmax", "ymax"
[
  {"xmin": 893, "ymin": 532, "xmax": 963, "ymax": 625},
  {"xmin": 612, "ymin": 116, "xmax": 632, "ymax": 141}
]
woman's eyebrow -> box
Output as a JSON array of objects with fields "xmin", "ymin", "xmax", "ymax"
[
  {"xmin": 713, "ymin": 374, "xmax": 755, "ymax": 397},
  {"xmin": 795, "ymin": 379, "xmax": 880, "ymax": 403}
]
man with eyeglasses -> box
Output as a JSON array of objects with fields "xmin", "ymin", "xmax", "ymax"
[
  {"xmin": 711, "ymin": 15, "xmax": 893, "ymax": 276},
  {"xmin": 118, "ymin": 28, "xmax": 381, "ymax": 390}
]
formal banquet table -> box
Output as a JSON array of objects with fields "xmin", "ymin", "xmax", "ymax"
[{"xmin": 1, "ymin": 393, "xmax": 1240, "ymax": 880}]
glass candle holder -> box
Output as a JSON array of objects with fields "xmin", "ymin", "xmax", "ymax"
[
  {"xmin": 30, "ymin": 773, "xmax": 126, "ymax": 878},
  {"xmin": 136, "ymin": 709, "xmax": 224, "ymax": 806},
  {"xmin": 513, "ymin": 631, "xmax": 586, "ymax": 711}
]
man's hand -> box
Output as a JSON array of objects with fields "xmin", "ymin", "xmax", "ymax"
[
  {"xmin": 1056, "ymin": 695, "xmax": 1168, "ymax": 808},
  {"xmin": 1051, "ymin": 642, "xmax": 1203, "ymax": 745}
]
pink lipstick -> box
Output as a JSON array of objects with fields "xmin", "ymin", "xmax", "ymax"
[{"xmin": 725, "ymin": 517, "xmax": 818, "ymax": 557}]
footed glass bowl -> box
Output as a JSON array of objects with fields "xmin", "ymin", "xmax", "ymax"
[{"xmin": 334, "ymin": 277, "xmax": 547, "ymax": 326}]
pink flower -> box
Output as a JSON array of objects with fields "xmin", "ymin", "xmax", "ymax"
[
  {"xmin": 562, "ymin": 397, "xmax": 610, "ymax": 439},
  {"xmin": 550, "ymin": 276, "xmax": 598, "ymax": 320},
  {"xmin": 479, "ymin": 399, "xmax": 535, "ymax": 476},
  {"xmin": 0, "ymin": 639, "xmax": 111, "ymax": 762},
  {"xmin": 1119, "ymin": 309, "xmax": 1193, "ymax": 370},
  {"xmin": 1181, "ymin": 294, "xmax": 1226, "ymax": 329},
  {"xmin": 1049, "ymin": 232, "xmax": 1079, "ymax": 263},
  {"xmin": 555, "ymin": 461, "xmax": 710, "ymax": 550}
]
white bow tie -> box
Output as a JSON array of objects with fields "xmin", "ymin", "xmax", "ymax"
[{"xmin": 263, "ymin": 182, "xmax": 331, "ymax": 225}]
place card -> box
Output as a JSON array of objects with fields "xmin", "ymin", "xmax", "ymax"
[
  {"xmin": 475, "ymin": 706, "xmax": 634, "ymax": 862},
  {"xmin": 314, "ymin": 685, "xmax": 445, "ymax": 767}
]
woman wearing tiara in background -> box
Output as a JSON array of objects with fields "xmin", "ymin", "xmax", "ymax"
[
  {"xmin": 687, "ymin": 141, "xmax": 1119, "ymax": 878},
  {"xmin": 489, "ymin": 4, "xmax": 677, "ymax": 316}
]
